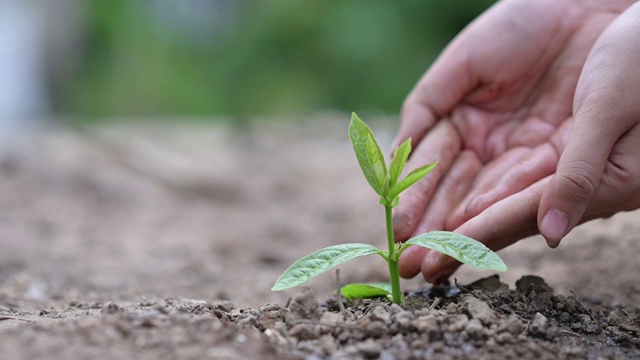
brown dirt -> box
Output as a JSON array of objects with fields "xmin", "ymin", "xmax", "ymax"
[{"xmin": 1, "ymin": 116, "xmax": 639, "ymax": 359}]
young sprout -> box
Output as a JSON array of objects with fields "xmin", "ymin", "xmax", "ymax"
[{"xmin": 272, "ymin": 113, "xmax": 506, "ymax": 304}]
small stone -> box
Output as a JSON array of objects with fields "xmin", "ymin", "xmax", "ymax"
[
  {"xmin": 559, "ymin": 312, "xmax": 571, "ymax": 323},
  {"xmin": 370, "ymin": 305, "xmax": 391, "ymax": 324},
  {"xmin": 402, "ymin": 295, "xmax": 431, "ymax": 311},
  {"xmin": 393, "ymin": 311, "xmax": 415, "ymax": 332},
  {"xmin": 448, "ymin": 314, "xmax": 470, "ymax": 332},
  {"xmin": 286, "ymin": 287, "xmax": 322, "ymax": 323},
  {"xmin": 564, "ymin": 297, "xmax": 577, "ymax": 313},
  {"xmin": 316, "ymin": 334, "xmax": 338, "ymax": 356},
  {"xmin": 236, "ymin": 314, "xmax": 258, "ymax": 327},
  {"xmin": 431, "ymin": 341, "xmax": 445, "ymax": 353},
  {"xmin": 366, "ymin": 320, "xmax": 387, "ymax": 338},
  {"xmin": 571, "ymin": 322, "xmax": 582, "ymax": 331},
  {"xmin": 498, "ymin": 315, "xmax": 525, "ymax": 335},
  {"xmin": 464, "ymin": 319, "xmax": 486, "ymax": 340},
  {"xmin": 414, "ymin": 315, "xmax": 439, "ymax": 333},
  {"xmin": 264, "ymin": 328, "xmax": 288, "ymax": 348},
  {"xmin": 516, "ymin": 276, "xmax": 553, "ymax": 294},
  {"xmin": 258, "ymin": 308, "xmax": 287, "ymax": 330},
  {"xmin": 343, "ymin": 345, "xmax": 359, "ymax": 357},
  {"xmin": 211, "ymin": 300, "xmax": 235, "ymax": 313},
  {"xmin": 578, "ymin": 314, "xmax": 591, "ymax": 324},
  {"xmin": 584, "ymin": 321, "xmax": 600, "ymax": 334},
  {"xmin": 495, "ymin": 332, "xmax": 513, "ymax": 344},
  {"xmin": 619, "ymin": 322, "xmax": 640, "ymax": 334},
  {"xmin": 101, "ymin": 302, "xmax": 123, "ymax": 315},
  {"xmin": 530, "ymin": 292, "xmax": 553, "ymax": 312},
  {"xmin": 529, "ymin": 312, "xmax": 549, "ymax": 337},
  {"xmin": 320, "ymin": 311, "xmax": 344, "ymax": 326},
  {"xmin": 140, "ymin": 317, "xmax": 156, "ymax": 328},
  {"xmin": 357, "ymin": 339, "xmax": 383, "ymax": 358},
  {"xmin": 607, "ymin": 310, "xmax": 622, "ymax": 326},
  {"xmin": 559, "ymin": 346, "xmax": 585, "ymax": 358},
  {"xmin": 466, "ymin": 275, "xmax": 508, "ymax": 293},
  {"xmin": 463, "ymin": 295, "xmax": 496, "ymax": 326},
  {"xmin": 288, "ymin": 323, "xmax": 320, "ymax": 341},
  {"xmin": 295, "ymin": 343, "xmax": 322, "ymax": 358}
]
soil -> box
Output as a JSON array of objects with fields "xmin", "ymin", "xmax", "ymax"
[{"xmin": 1, "ymin": 116, "xmax": 639, "ymax": 359}]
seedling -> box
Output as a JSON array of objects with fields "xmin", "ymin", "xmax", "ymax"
[{"xmin": 272, "ymin": 113, "xmax": 506, "ymax": 304}]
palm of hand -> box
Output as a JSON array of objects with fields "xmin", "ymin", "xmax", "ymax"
[{"xmin": 395, "ymin": 0, "xmax": 626, "ymax": 279}]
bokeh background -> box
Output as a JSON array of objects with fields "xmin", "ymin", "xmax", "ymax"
[
  {"xmin": 1, "ymin": 0, "xmax": 495, "ymax": 124},
  {"xmin": 3, "ymin": 0, "xmax": 640, "ymax": 330}
]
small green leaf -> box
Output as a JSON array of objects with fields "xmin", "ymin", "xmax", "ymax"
[
  {"xmin": 272, "ymin": 244, "xmax": 385, "ymax": 291},
  {"xmin": 339, "ymin": 282, "xmax": 393, "ymax": 299},
  {"xmin": 349, "ymin": 113, "xmax": 387, "ymax": 196},
  {"xmin": 389, "ymin": 137, "xmax": 412, "ymax": 188},
  {"xmin": 391, "ymin": 196, "xmax": 400, "ymax": 208},
  {"xmin": 387, "ymin": 162, "xmax": 438, "ymax": 201},
  {"xmin": 404, "ymin": 231, "xmax": 507, "ymax": 272}
]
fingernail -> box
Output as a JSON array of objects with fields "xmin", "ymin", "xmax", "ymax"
[{"xmin": 540, "ymin": 209, "xmax": 569, "ymax": 241}]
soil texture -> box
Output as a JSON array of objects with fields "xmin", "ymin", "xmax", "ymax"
[{"xmin": 1, "ymin": 117, "xmax": 639, "ymax": 359}]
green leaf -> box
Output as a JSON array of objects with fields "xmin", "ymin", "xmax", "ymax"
[
  {"xmin": 272, "ymin": 244, "xmax": 385, "ymax": 291},
  {"xmin": 339, "ymin": 282, "xmax": 393, "ymax": 299},
  {"xmin": 404, "ymin": 231, "xmax": 507, "ymax": 272},
  {"xmin": 349, "ymin": 113, "xmax": 387, "ymax": 196},
  {"xmin": 387, "ymin": 162, "xmax": 438, "ymax": 201},
  {"xmin": 389, "ymin": 137, "xmax": 412, "ymax": 188}
]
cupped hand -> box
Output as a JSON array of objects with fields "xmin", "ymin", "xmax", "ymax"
[
  {"xmin": 405, "ymin": 2, "xmax": 640, "ymax": 282},
  {"xmin": 393, "ymin": 0, "xmax": 634, "ymax": 279}
]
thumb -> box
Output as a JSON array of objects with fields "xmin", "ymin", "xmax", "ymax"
[
  {"xmin": 540, "ymin": 3, "xmax": 640, "ymax": 247},
  {"xmin": 537, "ymin": 110, "xmax": 618, "ymax": 248}
]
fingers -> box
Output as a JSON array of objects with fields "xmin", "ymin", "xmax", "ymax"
[
  {"xmin": 446, "ymin": 143, "xmax": 558, "ymax": 230},
  {"xmin": 538, "ymin": 91, "xmax": 634, "ymax": 247},
  {"xmin": 539, "ymin": 3, "xmax": 640, "ymax": 247},
  {"xmin": 537, "ymin": 114, "xmax": 617, "ymax": 247},
  {"xmin": 393, "ymin": 121, "xmax": 461, "ymax": 242},
  {"xmin": 445, "ymin": 147, "xmax": 529, "ymax": 229},
  {"xmin": 588, "ymin": 124, "xmax": 640, "ymax": 216},
  {"xmin": 415, "ymin": 150, "xmax": 482, "ymax": 234},
  {"xmin": 398, "ymin": 247, "xmax": 430, "ymax": 279},
  {"xmin": 398, "ymin": 150, "xmax": 481, "ymax": 278},
  {"xmin": 421, "ymin": 177, "xmax": 550, "ymax": 282},
  {"xmin": 422, "ymin": 122, "xmax": 640, "ymax": 283},
  {"xmin": 392, "ymin": 39, "xmax": 474, "ymax": 152}
]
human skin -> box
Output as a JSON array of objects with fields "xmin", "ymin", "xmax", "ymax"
[{"xmin": 393, "ymin": 0, "xmax": 639, "ymax": 281}]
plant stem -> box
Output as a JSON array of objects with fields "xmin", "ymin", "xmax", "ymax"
[{"xmin": 385, "ymin": 204, "xmax": 402, "ymax": 304}]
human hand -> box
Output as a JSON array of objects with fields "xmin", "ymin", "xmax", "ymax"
[
  {"xmin": 393, "ymin": 0, "xmax": 635, "ymax": 279},
  {"xmin": 405, "ymin": 2, "xmax": 640, "ymax": 282}
]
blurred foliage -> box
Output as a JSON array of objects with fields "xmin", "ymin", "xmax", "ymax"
[{"xmin": 65, "ymin": 0, "xmax": 495, "ymax": 120}]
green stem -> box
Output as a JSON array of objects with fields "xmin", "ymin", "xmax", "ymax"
[{"xmin": 385, "ymin": 205, "xmax": 402, "ymax": 304}]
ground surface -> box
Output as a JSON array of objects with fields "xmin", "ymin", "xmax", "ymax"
[{"xmin": 0, "ymin": 116, "xmax": 639, "ymax": 359}]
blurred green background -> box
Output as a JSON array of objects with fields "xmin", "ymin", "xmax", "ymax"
[{"xmin": 62, "ymin": 0, "xmax": 495, "ymax": 120}]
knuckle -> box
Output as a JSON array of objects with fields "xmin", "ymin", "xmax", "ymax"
[
  {"xmin": 555, "ymin": 168, "xmax": 598, "ymax": 202},
  {"xmin": 401, "ymin": 92, "xmax": 430, "ymax": 120},
  {"xmin": 401, "ymin": 97, "xmax": 419, "ymax": 119}
]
